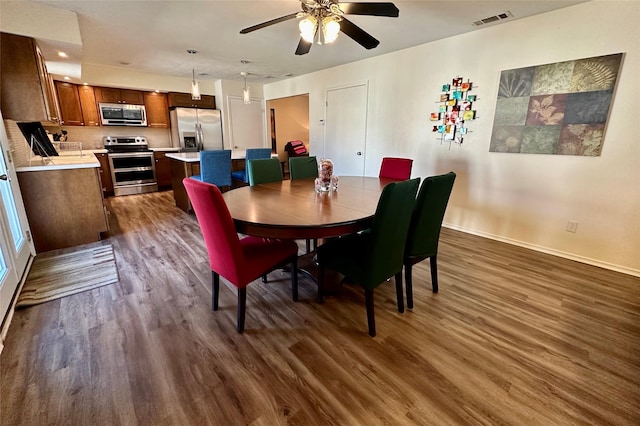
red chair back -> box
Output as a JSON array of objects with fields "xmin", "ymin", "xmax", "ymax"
[
  {"xmin": 183, "ymin": 178, "xmax": 245, "ymax": 286},
  {"xmin": 379, "ymin": 157, "xmax": 413, "ymax": 180}
]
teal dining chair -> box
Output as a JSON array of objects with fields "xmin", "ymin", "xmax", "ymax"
[
  {"xmin": 316, "ymin": 178, "xmax": 420, "ymax": 337},
  {"xmin": 190, "ymin": 150, "xmax": 232, "ymax": 189},
  {"xmin": 248, "ymin": 158, "xmax": 283, "ymax": 186},
  {"xmin": 404, "ymin": 172, "xmax": 456, "ymax": 309},
  {"xmin": 289, "ymin": 156, "xmax": 318, "ymax": 180},
  {"xmin": 289, "ymin": 156, "xmax": 318, "ymax": 252},
  {"xmin": 231, "ymin": 148, "xmax": 272, "ymax": 184}
]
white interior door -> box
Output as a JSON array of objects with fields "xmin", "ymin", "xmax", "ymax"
[
  {"xmin": 0, "ymin": 115, "xmax": 34, "ymax": 328},
  {"xmin": 324, "ymin": 83, "xmax": 368, "ymax": 176},
  {"xmin": 227, "ymin": 96, "xmax": 267, "ymax": 151}
]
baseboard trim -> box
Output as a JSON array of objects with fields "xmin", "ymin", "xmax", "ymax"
[{"xmin": 443, "ymin": 224, "xmax": 640, "ymax": 278}]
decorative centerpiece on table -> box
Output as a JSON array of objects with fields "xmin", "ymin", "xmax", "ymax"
[{"xmin": 317, "ymin": 158, "xmax": 334, "ymax": 192}]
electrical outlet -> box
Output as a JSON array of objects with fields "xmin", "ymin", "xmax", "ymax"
[{"xmin": 566, "ymin": 220, "xmax": 579, "ymax": 233}]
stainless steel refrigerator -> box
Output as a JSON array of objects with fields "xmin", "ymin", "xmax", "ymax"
[{"xmin": 169, "ymin": 107, "xmax": 223, "ymax": 151}]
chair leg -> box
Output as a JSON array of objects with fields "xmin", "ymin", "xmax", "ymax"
[
  {"xmin": 317, "ymin": 265, "xmax": 325, "ymax": 303},
  {"xmin": 305, "ymin": 239, "xmax": 311, "ymax": 254},
  {"xmin": 291, "ymin": 256, "xmax": 299, "ymax": 302},
  {"xmin": 365, "ymin": 289, "xmax": 376, "ymax": 337},
  {"xmin": 430, "ymin": 255, "xmax": 439, "ymax": 293},
  {"xmin": 405, "ymin": 263, "xmax": 413, "ymax": 310},
  {"xmin": 212, "ymin": 271, "xmax": 220, "ymax": 311},
  {"xmin": 312, "ymin": 238, "xmax": 317, "ymax": 251},
  {"xmin": 237, "ymin": 287, "xmax": 246, "ymax": 333},
  {"xmin": 394, "ymin": 272, "xmax": 404, "ymax": 313}
]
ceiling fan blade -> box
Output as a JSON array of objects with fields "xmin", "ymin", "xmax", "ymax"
[
  {"xmin": 295, "ymin": 38, "xmax": 312, "ymax": 55},
  {"xmin": 339, "ymin": 18, "xmax": 380, "ymax": 50},
  {"xmin": 339, "ymin": 2, "xmax": 399, "ymax": 17},
  {"xmin": 240, "ymin": 12, "xmax": 299, "ymax": 34}
]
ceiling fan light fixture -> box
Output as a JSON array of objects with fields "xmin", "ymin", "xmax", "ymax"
[
  {"xmin": 191, "ymin": 68, "xmax": 201, "ymax": 100},
  {"xmin": 323, "ymin": 17, "xmax": 340, "ymax": 44},
  {"xmin": 299, "ymin": 16, "xmax": 317, "ymax": 43}
]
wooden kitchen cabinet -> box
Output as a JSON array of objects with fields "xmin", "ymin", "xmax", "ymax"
[
  {"xmin": 144, "ymin": 92, "xmax": 170, "ymax": 128},
  {"xmin": 95, "ymin": 153, "xmax": 114, "ymax": 195},
  {"xmin": 94, "ymin": 86, "xmax": 144, "ymax": 104},
  {"xmin": 167, "ymin": 92, "xmax": 216, "ymax": 109},
  {"xmin": 78, "ymin": 84, "xmax": 100, "ymax": 126},
  {"xmin": 1, "ymin": 32, "xmax": 61, "ymax": 123},
  {"xmin": 55, "ymin": 81, "xmax": 84, "ymax": 126},
  {"xmin": 154, "ymin": 151, "xmax": 172, "ymax": 189},
  {"xmin": 17, "ymin": 167, "xmax": 109, "ymax": 253}
]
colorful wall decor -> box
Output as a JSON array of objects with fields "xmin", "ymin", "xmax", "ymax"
[
  {"xmin": 489, "ymin": 53, "xmax": 623, "ymax": 156},
  {"xmin": 431, "ymin": 76, "xmax": 478, "ymax": 148}
]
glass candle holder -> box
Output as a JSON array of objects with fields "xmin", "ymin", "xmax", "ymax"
[
  {"xmin": 331, "ymin": 175, "xmax": 339, "ymax": 190},
  {"xmin": 318, "ymin": 158, "xmax": 333, "ymax": 192}
]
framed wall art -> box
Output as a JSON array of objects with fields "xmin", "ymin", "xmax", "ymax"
[
  {"xmin": 430, "ymin": 76, "xmax": 478, "ymax": 148},
  {"xmin": 489, "ymin": 53, "xmax": 623, "ymax": 156}
]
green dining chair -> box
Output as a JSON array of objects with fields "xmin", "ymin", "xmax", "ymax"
[
  {"xmin": 289, "ymin": 156, "xmax": 319, "ymax": 252},
  {"xmin": 404, "ymin": 172, "xmax": 456, "ymax": 309},
  {"xmin": 316, "ymin": 178, "xmax": 420, "ymax": 337},
  {"xmin": 289, "ymin": 156, "xmax": 318, "ymax": 180},
  {"xmin": 248, "ymin": 158, "xmax": 283, "ymax": 186}
]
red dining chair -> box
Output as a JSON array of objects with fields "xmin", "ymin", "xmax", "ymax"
[
  {"xmin": 379, "ymin": 157, "xmax": 413, "ymax": 180},
  {"xmin": 183, "ymin": 177, "xmax": 299, "ymax": 333}
]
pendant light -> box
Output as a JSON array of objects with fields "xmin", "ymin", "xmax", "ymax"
[
  {"xmin": 187, "ymin": 49, "xmax": 201, "ymax": 100},
  {"xmin": 191, "ymin": 68, "xmax": 201, "ymax": 101},
  {"xmin": 241, "ymin": 60, "xmax": 250, "ymax": 104}
]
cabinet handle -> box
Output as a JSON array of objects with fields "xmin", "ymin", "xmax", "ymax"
[{"xmin": 0, "ymin": 174, "xmax": 8, "ymax": 181}]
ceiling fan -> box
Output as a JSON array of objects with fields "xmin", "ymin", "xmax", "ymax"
[{"xmin": 239, "ymin": 0, "xmax": 400, "ymax": 55}]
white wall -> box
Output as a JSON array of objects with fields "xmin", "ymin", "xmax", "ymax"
[{"xmin": 264, "ymin": 1, "xmax": 640, "ymax": 276}]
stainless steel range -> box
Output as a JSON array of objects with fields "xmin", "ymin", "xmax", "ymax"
[{"xmin": 103, "ymin": 136, "xmax": 158, "ymax": 196}]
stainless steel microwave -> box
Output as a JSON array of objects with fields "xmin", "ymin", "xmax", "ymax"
[{"xmin": 99, "ymin": 103, "xmax": 147, "ymax": 126}]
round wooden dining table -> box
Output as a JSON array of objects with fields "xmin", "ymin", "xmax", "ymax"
[{"xmin": 221, "ymin": 176, "xmax": 395, "ymax": 240}]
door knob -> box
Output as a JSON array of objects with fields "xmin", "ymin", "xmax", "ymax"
[
  {"xmin": 356, "ymin": 152, "xmax": 362, "ymax": 156},
  {"xmin": 0, "ymin": 174, "xmax": 8, "ymax": 181}
]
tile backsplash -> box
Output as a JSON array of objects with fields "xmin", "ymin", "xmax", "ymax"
[{"xmin": 43, "ymin": 125, "xmax": 172, "ymax": 149}]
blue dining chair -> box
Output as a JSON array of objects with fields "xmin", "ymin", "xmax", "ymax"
[
  {"xmin": 231, "ymin": 148, "xmax": 272, "ymax": 184},
  {"xmin": 190, "ymin": 150, "xmax": 232, "ymax": 189}
]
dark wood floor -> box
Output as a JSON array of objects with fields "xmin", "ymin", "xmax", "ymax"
[{"xmin": 1, "ymin": 190, "xmax": 638, "ymax": 425}]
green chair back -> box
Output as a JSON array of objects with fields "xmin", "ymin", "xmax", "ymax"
[
  {"xmin": 405, "ymin": 172, "xmax": 456, "ymax": 258},
  {"xmin": 289, "ymin": 156, "xmax": 318, "ymax": 180},
  {"xmin": 248, "ymin": 158, "xmax": 283, "ymax": 186},
  {"xmin": 363, "ymin": 178, "xmax": 420, "ymax": 287}
]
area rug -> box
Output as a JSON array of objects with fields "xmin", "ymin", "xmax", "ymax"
[{"xmin": 16, "ymin": 244, "xmax": 119, "ymax": 308}]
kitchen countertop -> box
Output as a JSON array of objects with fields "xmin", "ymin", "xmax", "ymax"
[
  {"xmin": 16, "ymin": 152, "xmax": 100, "ymax": 172},
  {"xmin": 166, "ymin": 150, "xmax": 276, "ymax": 162},
  {"xmin": 150, "ymin": 147, "xmax": 180, "ymax": 152}
]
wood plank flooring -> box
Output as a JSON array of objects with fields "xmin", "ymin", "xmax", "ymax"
[{"xmin": 1, "ymin": 190, "xmax": 638, "ymax": 425}]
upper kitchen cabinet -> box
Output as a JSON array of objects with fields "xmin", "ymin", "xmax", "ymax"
[
  {"xmin": 144, "ymin": 92, "xmax": 169, "ymax": 128},
  {"xmin": 167, "ymin": 92, "xmax": 216, "ymax": 109},
  {"xmin": 55, "ymin": 81, "xmax": 83, "ymax": 126},
  {"xmin": 55, "ymin": 82, "xmax": 101, "ymax": 126},
  {"xmin": 0, "ymin": 32, "xmax": 61, "ymax": 123},
  {"xmin": 77, "ymin": 85, "xmax": 100, "ymax": 126},
  {"xmin": 94, "ymin": 86, "xmax": 144, "ymax": 105}
]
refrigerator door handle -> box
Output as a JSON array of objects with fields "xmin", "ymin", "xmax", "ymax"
[{"xmin": 197, "ymin": 123, "xmax": 205, "ymax": 150}]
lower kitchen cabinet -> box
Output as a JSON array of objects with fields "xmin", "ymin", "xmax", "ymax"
[
  {"xmin": 17, "ymin": 167, "xmax": 109, "ymax": 253},
  {"xmin": 95, "ymin": 152, "xmax": 114, "ymax": 195},
  {"xmin": 154, "ymin": 151, "xmax": 172, "ymax": 189}
]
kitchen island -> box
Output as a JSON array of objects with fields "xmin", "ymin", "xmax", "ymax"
[
  {"xmin": 166, "ymin": 150, "xmax": 260, "ymax": 213},
  {"xmin": 16, "ymin": 152, "xmax": 109, "ymax": 253}
]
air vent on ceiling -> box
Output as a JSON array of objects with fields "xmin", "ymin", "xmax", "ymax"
[{"xmin": 473, "ymin": 11, "xmax": 513, "ymax": 26}]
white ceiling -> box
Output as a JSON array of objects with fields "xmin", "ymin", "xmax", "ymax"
[{"xmin": 18, "ymin": 0, "xmax": 587, "ymax": 84}]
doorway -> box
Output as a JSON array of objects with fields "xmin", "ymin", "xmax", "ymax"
[
  {"xmin": 324, "ymin": 82, "xmax": 368, "ymax": 176},
  {"xmin": 0, "ymin": 116, "xmax": 34, "ymax": 334}
]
